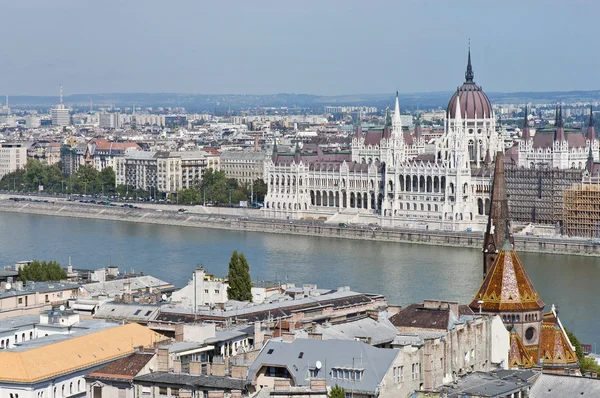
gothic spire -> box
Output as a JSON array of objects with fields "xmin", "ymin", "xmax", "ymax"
[
  {"xmin": 392, "ymin": 91, "xmax": 402, "ymax": 127},
  {"xmin": 482, "ymin": 151, "xmax": 513, "ymax": 278},
  {"xmin": 522, "ymin": 105, "xmax": 531, "ymax": 141},
  {"xmin": 465, "ymin": 44, "xmax": 474, "ymax": 83},
  {"xmin": 554, "ymin": 104, "xmax": 566, "ymax": 142},
  {"xmin": 587, "ymin": 105, "xmax": 595, "ymax": 142},
  {"xmin": 354, "ymin": 108, "xmax": 363, "ymax": 141}
]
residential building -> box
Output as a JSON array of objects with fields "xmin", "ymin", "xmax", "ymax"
[
  {"xmin": 264, "ymin": 50, "xmax": 502, "ymax": 231},
  {"xmin": 99, "ymin": 112, "xmax": 122, "ymax": 129},
  {"xmin": 529, "ymin": 373, "xmax": 600, "ymax": 397},
  {"xmin": 52, "ymin": 88, "xmax": 70, "ymax": 127},
  {"xmin": 203, "ymin": 148, "xmax": 221, "ymax": 171},
  {"xmin": 78, "ymin": 274, "xmax": 174, "ymax": 298},
  {"xmin": 170, "ymin": 268, "xmax": 228, "ymax": 310},
  {"xmin": 0, "ymin": 317, "xmax": 164, "ymax": 398},
  {"xmin": 389, "ymin": 300, "xmax": 509, "ymax": 389},
  {"xmin": 180, "ymin": 151, "xmax": 208, "ymax": 189},
  {"xmin": 85, "ymin": 139, "xmax": 141, "ymax": 171},
  {"xmin": 220, "ymin": 151, "xmax": 268, "ymax": 187},
  {"xmin": 0, "ymin": 142, "xmax": 27, "ymax": 180},
  {"xmin": 0, "ymin": 281, "xmax": 79, "ymax": 320},
  {"xmin": 85, "ymin": 351, "xmax": 157, "ymax": 398},
  {"xmin": 27, "ymin": 141, "xmax": 62, "ymax": 165},
  {"xmin": 248, "ymin": 338, "xmax": 413, "ymax": 398},
  {"xmin": 133, "ymin": 372, "xmax": 247, "ymax": 398}
]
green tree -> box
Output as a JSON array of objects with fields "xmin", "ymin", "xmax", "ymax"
[
  {"xmin": 226, "ymin": 250, "xmax": 253, "ymax": 301},
  {"xmin": 179, "ymin": 188, "xmax": 201, "ymax": 204},
  {"xmin": 328, "ymin": 385, "xmax": 346, "ymax": 398},
  {"xmin": 18, "ymin": 260, "xmax": 67, "ymax": 282},
  {"xmin": 98, "ymin": 166, "xmax": 116, "ymax": 194},
  {"xmin": 567, "ymin": 329, "xmax": 600, "ymax": 376}
]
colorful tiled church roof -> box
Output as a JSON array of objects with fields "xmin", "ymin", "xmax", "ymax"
[
  {"xmin": 538, "ymin": 307, "xmax": 579, "ymax": 369},
  {"xmin": 469, "ymin": 249, "xmax": 545, "ymax": 312},
  {"xmin": 509, "ymin": 330, "xmax": 535, "ymax": 369}
]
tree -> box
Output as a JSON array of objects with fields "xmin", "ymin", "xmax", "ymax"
[
  {"xmin": 567, "ymin": 329, "xmax": 600, "ymax": 376},
  {"xmin": 328, "ymin": 385, "xmax": 346, "ymax": 398},
  {"xmin": 18, "ymin": 260, "xmax": 67, "ymax": 282},
  {"xmin": 226, "ymin": 250, "xmax": 252, "ymax": 301}
]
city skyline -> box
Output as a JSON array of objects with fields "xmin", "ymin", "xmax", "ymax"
[{"xmin": 1, "ymin": 0, "xmax": 599, "ymax": 96}]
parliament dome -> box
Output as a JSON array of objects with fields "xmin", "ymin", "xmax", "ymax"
[{"xmin": 446, "ymin": 50, "xmax": 493, "ymax": 120}]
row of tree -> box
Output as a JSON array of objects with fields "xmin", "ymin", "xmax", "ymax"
[
  {"xmin": 17, "ymin": 260, "xmax": 67, "ymax": 282},
  {"xmin": 0, "ymin": 160, "xmax": 267, "ymax": 204},
  {"xmin": 0, "ymin": 159, "xmax": 115, "ymax": 195}
]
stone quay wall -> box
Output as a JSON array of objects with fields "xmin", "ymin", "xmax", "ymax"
[{"xmin": 1, "ymin": 199, "xmax": 599, "ymax": 257}]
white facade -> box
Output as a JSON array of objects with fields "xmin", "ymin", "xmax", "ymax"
[
  {"xmin": 264, "ymin": 92, "xmax": 501, "ymax": 231},
  {"xmin": 170, "ymin": 268, "xmax": 228, "ymax": 310},
  {"xmin": 51, "ymin": 104, "xmax": 70, "ymax": 127},
  {"xmin": 0, "ymin": 142, "xmax": 27, "ymax": 180}
]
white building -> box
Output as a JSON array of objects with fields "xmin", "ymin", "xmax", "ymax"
[
  {"xmin": 264, "ymin": 50, "xmax": 503, "ymax": 231},
  {"xmin": 170, "ymin": 268, "xmax": 229, "ymax": 310},
  {"xmin": 115, "ymin": 150, "xmax": 207, "ymax": 193},
  {"xmin": 516, "ymin": 105, "xmax": 597, "ymax": 170},
  {"xmin": 220, "ymin": 151, "xmax": 268, "ymax": 186},
  {"xmin": 99, "ymin": 112, "xmax": 122, "ymax": 129},
  {"xmin": 0, "ymin": 142, "xmax": 27, "ymax": 180}
]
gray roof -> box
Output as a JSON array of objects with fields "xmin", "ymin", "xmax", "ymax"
[
  {"xmin": 5, "ymin": 319, "xmax": 118, "ymax": 352},
  {"xmin": 94, "ymin": 303, "xmax": 161, "ymax": 322},
  {"xmin": 0, "ymin": 281, "xmax": 79, "ymax": 299},
  {"xmin": 220, "ymin": 151, "xmax": 268, "ymax": 162},
  {"xmin": 248, "ymin": 338, "xmax": 398, "ymax": 394},
  {"xmin": 295, "ymin": 316, "xmax": 398, "ymax": 346},
  {"xmin": 529, "ymin": 373, "xmax": 600, "ymax": 397},
  {"xmin": 0, "ymin": 315, "xmax": 41, "ymax": 333},
  {"xmin": 435, "ymin": 370, "xmax": 533, "ymax": 398},
  {"xmin": 134, "ymin": 372, "xmax": 247, "ymax": 390},
  {"xmin": 82, "ymin": 275, "xmax": 171, "ymax": 296}
]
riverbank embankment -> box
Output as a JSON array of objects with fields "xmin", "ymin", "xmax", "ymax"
[{"xmin": 1, "ymin": 198, "xmax": 599, "ymax": 257}]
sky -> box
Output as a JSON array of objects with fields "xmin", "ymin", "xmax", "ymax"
[{"xmin": 1, "ymin": 0, "xmax": 598, "ymax": 96}]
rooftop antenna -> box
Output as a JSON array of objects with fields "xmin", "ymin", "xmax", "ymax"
[
  {"xmin": 90, "ymin": 98, "xmax": 93, "ymax": 113},
  {"xmin": 59, "ymin": 84, "xmax": 63, "ymax": 105}
]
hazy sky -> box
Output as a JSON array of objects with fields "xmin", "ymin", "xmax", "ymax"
[{"xmin": 1, "ymin": 0, "xmax": 598, "ymax": 96}]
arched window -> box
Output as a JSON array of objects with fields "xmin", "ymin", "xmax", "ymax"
[{"xmin": 70, "ymin": 382, "xmax": 73, "ymax": 395}]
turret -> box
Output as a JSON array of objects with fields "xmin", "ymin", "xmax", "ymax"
[
  {"xmin": 271, "ymin": 139, "xmax": 278, "ymax": 163},
  {"xmin": 383, "ymin": 105, "xmax": 392, "ymax": 139},
  {"xmin": 294, "ymin": 141, "xmax": 301, "ymax": 164},
  {"xmin": 587, "ymin": 143, "xmax": 595, "ymax": 175},
  {"xmin": 354, "ymin": 109, "xmax": 363, "ymax": 141},
  {"xmin": 554, "ymin": 104, "xmax": 566, "ymax": 142},
  {"xmin": 522, "ymin": 105, "xmax": 531, "ymax": 142},
  {"xmin": 587, "ymin": 105, "xmax": 595, "ymax": 142}
]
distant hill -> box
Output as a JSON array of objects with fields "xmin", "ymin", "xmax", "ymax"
[{"xmin": 4, "ymin": 90, "xmax": 600, "ymax": 112}]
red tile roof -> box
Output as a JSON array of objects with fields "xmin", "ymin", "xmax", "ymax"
[{"xmin": 86, "ymin": 352, "xmax": 154, "ymax": 381}]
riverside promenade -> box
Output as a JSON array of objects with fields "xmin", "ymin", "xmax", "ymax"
[{"xmin": 1, "ymin": 196, "xmax": 599, "ymax": 256}]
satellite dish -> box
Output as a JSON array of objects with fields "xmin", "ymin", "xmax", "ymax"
[
  {"xmin": 59, "ymin": 305, "xmax": 65, "ymax": 312},
  {"xmin": 161, "ymin": 294, "xmax": 167, "ymax": 301},
  {"xmin": 4, "ymin": 283, "xmax": 11, "ymax": 290},
  {"xmin": 315, "ymin": 361, "xmax": 322, "ymax": 370}
]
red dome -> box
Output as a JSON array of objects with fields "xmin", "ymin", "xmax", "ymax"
[
  {"xmin": 446, "ymin": 49, "xmax": 493, "ymax": 119},
  {"xmin": 446, "ymin": 82, "xmax": 493, "ymax": 119}
]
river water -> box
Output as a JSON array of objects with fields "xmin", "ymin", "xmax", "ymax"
[{"xmin": 0, "ymin": 212, "xmax": 598, "ymax": 346}]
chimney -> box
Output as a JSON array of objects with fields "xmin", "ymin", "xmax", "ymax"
[
  {"xmin": 254, "ymin": 321, "xmax": 264, "ymax": 350},
  {"xmin": 189, "ymin": 361, "xmax": 203, "ymax": 375},
  {"xmin": 207, "ymin": 392, "xmax": 224, "ymax": 398},
  {"xmin": 230, "ymin": 365, "xmax": 248, "ymax": 379},
  {"xmin": 230, "ymin": 391, "xmax": 242, "ymax": 398},
  {"xmin": 211, "ymin": 362, "xmax": 226, "ymax": 377},
  {"xmin": 281, "ymin": 332, "xmax": 295, "ymax": 342},
  {"xmin": 307, "ymin": 332, "xmax": 322, "ymax": 340},
  {"xmin": 173, "ymin": 360, "xmax": 182, "ymax": 373},
  {"xmin": 423, "ymin": 299, "xmax": 441, "ymax": 309},
  {"xmin": 310, "ymin": 379, "xmax": 326, "ymax": 390},
  {"xmin": 157, "ymin": 348, "xmax": 169, "ymax": 372}
]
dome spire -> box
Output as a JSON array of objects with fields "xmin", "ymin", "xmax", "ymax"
[{"xmin": 465, "ymin": 41, "xmax": 474, "ymax": 83}]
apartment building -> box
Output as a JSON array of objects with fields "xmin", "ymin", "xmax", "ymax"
[
  {"xmin": 220, "ymin": 151, "xmax": 268, "ymax": 186},
  {"xmin": 0, "ymin": 142, "xmax": 27, "ymax": 180},
  {"xmin": 115, "ymin": 151, "xmax": 206, "ymax": 193}
]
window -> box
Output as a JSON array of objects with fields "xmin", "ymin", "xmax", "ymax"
[
  {"xmin": 412, "ymin": 363, "xmax": 419, "ymax": 380},
  {"xmin": 204, "ymin": 289, "xmax": 209, "ymax": 294},
  {"xmin": 267, "ymin": 349, "xmax": 274, "ymax": 355},
  {"xmin": 159, "ymin": 387, "xmax": 168, "ymax": 396},
  {"xmin": 214, "ymin": 290, "xmax": 220, "ymax": 294},
  {"xmin": 134, "ymin": 309, "xmax": 141, "ymax": 315},
  {"xmin": 298, "ymin": 352, "xmax": 304, "ymax": 359},
  {"xmin": 145, "ymin": 311, "xmax": 152, "ymax": 316},
  {"xmin": 18, "ymin": 298, "xmax": 23, "ymax": 304},
  {"xmin": 170, "ymin": 389, "xmax": 179, "ymax": 397},
  {"xmin": 400, "ymin": 366, "xmax": 404, "ymax": 383}
]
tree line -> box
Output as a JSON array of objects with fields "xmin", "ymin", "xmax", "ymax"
[{"xmin": 0, "ymin": 160, "xmax": 267, "ymax": 205}]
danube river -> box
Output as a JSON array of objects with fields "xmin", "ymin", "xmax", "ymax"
[{"xmin": 0, "ymin": 212, "xmax": 598, "ymax": 346}]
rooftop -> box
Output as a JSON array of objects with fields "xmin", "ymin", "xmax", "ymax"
[
  {"xmin": 134, "ymin": 372, "xmax": 247, "ymax": 390},
  {"xmin": 86, "ymin": 352, "xmax": 155, "ymax": 381}
]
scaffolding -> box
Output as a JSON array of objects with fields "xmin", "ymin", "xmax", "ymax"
[
  {"xmin": 563, "ymin": 183, "xmax": 600, "ymax": 238},
  {"xmin": 504, "ymin": 165, "xmax": 583, "ymax": 230}
]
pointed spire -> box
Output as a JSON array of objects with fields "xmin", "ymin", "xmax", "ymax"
[
  {"xmin": 465, "ymin": 42, "xmax": 474, "ymax": 83},
  {"xmin": 482, "ymin": 151, "xmax": 513, "ymax": 278},
  {"xmin": 354, "ymin": 109, "xmax": 363, "ymax": 141},
  {"xmin": 522, "ymin": 105, "xmax": 531, "ymax": 141},
  {"xmin": 455, "ymin": 94, "xmax": 463, "ymax": 120},
  {"xmin": 294, "ymin": 141, "xmax": 301, "ymax": 163},
  {"xmin": 554, "ymin": 104, "xmax": 566, "ymax": 142},
  {"xmin": 587, "ymin": 105, "xmax": 595, "ymax": 141},
  {"xmin": 383, "ymin": 105, "xmax": 392, "ymax": 139},
  {"xmin": 484, "ymin": 148, "xmax": 492, "ymax": 166},
  {"xmin": 271, "ymin": 139, "xmax": 278, "ymax": 163},
  {"xmin": 414, "ymin": 112, "xmax": 422, "ymax": 142},
  {"xmin": 392, "ymin": 91, "xmax": 402, "ymax": 127},
  {"xmin": 587, "ymin": 140, "xmax": 595, "ymax": 174}
]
